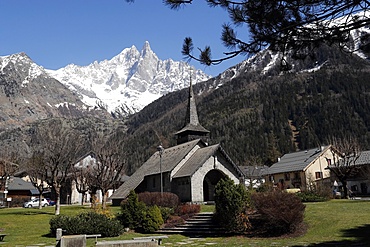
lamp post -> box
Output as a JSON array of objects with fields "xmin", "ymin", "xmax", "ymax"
[{"xmin": 157, "ymin": 145, "xmax": 164, "ymax": 195}]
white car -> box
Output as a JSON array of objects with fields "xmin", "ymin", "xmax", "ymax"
[{"xmin": 23, "ymin": 198, "xmax": 49, "ymax": 208}]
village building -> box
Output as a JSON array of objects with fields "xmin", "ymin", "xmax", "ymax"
[
  {"xmin": 336, "ymin": 150, "xmax": 370, "ymax": 196},
  {"xmin": 239, "ymin": 165, "xmax": 268, "ymax": 189},
  {"xmin": 110, "ymin": 80, "xmax": 244, "ymax": 205},
  {"xmin": 264, "ymin": 146, "xmax": 338, "ymax": 191}
]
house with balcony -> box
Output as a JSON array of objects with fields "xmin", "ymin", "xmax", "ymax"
[{"xmin": 264, "ymin": 146, "xmax": 339, "ymax": 191}]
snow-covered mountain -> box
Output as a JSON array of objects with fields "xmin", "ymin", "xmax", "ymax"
[
  {"xmin": 212, "ymin": 11, "xmax": 370, "ymax": 83},
  {"xmin": 47, "ymin": 41, "xmax": 211, "ymax": 117},
  {"xmin": 0, "ymin": 53, "xmax": 109, "ymax": 129}
]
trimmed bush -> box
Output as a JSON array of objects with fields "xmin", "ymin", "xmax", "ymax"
[
  {"xmin": 49, "ymin": 212, "xmax": 123, "ymax": 237},
  {"xmin": 296, "ymin": 191, "xmax": 328, "ymax": 202},
  {"xmin": 251, "ymin": 191, "xmax": 305, "ymax": 235},
  {"xmin": 164, "ymin": 215, "xmax": 185, "ymax": 228},
  {"xmin": 214, "ymin": 177, "xmax": 252, "ymax": 233},
  {"xmin": 175, "ymin": 203, "xmax": 201, "ymax": 216},
  {"xmin": 140, "ymin": 205, "xmax": 164, "ymax": 233},
  {"xmin": 118, "ymin": 190, "xmax": 164, "ymax": 233},
  {"xmin": 118, "ymin": 190, "xmax": 147, "ymax": 229},
  {"xmin": 138, "ymin": 192, "xmax": 180, "ymax": 208}
]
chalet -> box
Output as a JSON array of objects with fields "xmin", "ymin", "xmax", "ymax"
[
  {"xmin": 339, "ymin": 150, "xmax": 370, "ymax": 196},
  {"xmin": 264, "ymin": 146, "xmax": 338, "ymax": 191},
  {"xmin": 239, "ymin": 165, "xmax": 268, "ymax": 189},
  {"xmin": 110, "ymin": 79, "xmax": 244, "ymax": 205}
]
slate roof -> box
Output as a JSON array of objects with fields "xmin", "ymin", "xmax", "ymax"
[
  {"xmin": 173, "ymin": 144, "xmax": 220, "ymax": 178},
  {"xmin": 266, "ymin": 146, "xmax": 330, "ymax": 175},
  {"xmin": 173, "ymin": 144, "xmax": 244, "ymax": 178},
  {"xmin": 356, "ymin": 150, "xmax": 370, "ymax": 165},
  {"xmin": 239, "ymin": 165, "xmax": 269, "ymax": 178},
  {"xmin": 332, "ymin": 150, "xmax": 370, "ymax": 166},
  {"xmin": 8, "ymin": 176, "xmax": 39, "ymax": 195},
  {"xmin": 110, "ymin": 139, "xmax": 205, "ymax": 199}
]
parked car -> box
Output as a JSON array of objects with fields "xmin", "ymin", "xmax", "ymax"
[
  {"xmin": 23, "ymin": 198, "xmax": 49, "ymax": 208},
  {"xmin": 46, "ymin": 198, "xmax": 56, "ymax": 206}
]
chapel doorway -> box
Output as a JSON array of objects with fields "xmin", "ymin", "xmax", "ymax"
[{"xmin": 203, "ymin": 170, "xmax": 226, "ymax": 202}]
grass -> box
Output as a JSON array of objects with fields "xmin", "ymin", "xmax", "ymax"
[{"xmin": 0, "ymin": 200, "xmax": 369, "ymax": 246}]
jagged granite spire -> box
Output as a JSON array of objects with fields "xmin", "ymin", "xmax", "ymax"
[{"xmin": 175, "ymin": 74, "xmax": 209, "ymax": 145}]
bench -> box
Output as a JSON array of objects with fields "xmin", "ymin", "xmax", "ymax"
[
  {"xmin": 133, "ymin": 235, "xmax": 168, "ymax": 245},
  {"xmin": 0, "ymin": 234, "xmax": 6, "ymax": 241},
  {"xmin": 96, "ymin": 239, "xmax": 157, "ymax": 246}
]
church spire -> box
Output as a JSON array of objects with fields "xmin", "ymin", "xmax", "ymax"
[
  {"xmin": 185, "ymin": 74, "xmax": 200, "ymax": 126},
  {"xmin": 175, "ymin": 72, "xmax": 209, "ymax": 145}
]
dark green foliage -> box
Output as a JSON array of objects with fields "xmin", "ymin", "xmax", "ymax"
[
  {"xmin": 140, "ymin": 205, "xmax": 164, "ymax": 233},
  {"xmin": 49, "ymin": 212, "xmax": 123, "ymax": 237},
  {"xmin": 296, "ymin": 191, "xmax": 329, "ymax": 202},
  {"xmin": 118, "ymin": 190, "xmax": 147, "ymax": 229},
  {"xmin": 159, "ymin": 207, "xmax": 174, "ymax": 222},
  {"xmin": 214, "ymin": 177, "xmax": 251, "ymax": 233},
  {"xmin": 118, "ymin": 190, "xmax": 164, "ymax": 233},
  {"xmin": 252, "ymin": 191, "xmax": 305, "ymax": 235}
]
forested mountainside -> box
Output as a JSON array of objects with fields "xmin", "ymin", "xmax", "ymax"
[{"xmin": 122, "ymin": 45, "xmax": 370, "ymax": 173}]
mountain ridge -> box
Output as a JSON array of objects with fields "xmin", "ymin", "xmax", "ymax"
[{"xmin": 47, "ymin": 41, "xmax": 212, "ymax": 116}]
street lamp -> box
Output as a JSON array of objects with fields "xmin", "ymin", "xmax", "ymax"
[{"xmin": 157, "ymin": 145, "xmax": 164, "ymax": 195}]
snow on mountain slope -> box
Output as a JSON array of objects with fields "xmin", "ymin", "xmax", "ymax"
[{"xmin": 47, "ymin": 41, "xmax": 211, "ymax": 116}]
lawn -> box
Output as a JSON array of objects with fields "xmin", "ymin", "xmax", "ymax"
[{"xmin": 0, "ymin": 200, "xmax": 369, "ymax": 246}]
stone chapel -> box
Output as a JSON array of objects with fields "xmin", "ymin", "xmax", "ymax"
[{"xmin": 110, "ymin": 79, "xmax": 244, "ymax": 205}]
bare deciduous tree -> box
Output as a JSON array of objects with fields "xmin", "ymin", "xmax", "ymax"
[
  {"xmin": 327, "ymin": 136, "xmax": 362, "ymax": 198},
  {"xmin": 70, "ymin": 157, "xmax": 94, "ymax": 206},
  {"xmin": 90, "ymin": 129, "xmax": 127, "ymax": 210},
  {"xmin": 29, "ymin": 119, "xmax": 85, "ymax": 215},
  {"xmin": 0, "ymin": 148, "xmax": 19, "ymax": 196},
  {"xmin": 25, "ymin": 152, "xmax": 49, "ymax": 209}
]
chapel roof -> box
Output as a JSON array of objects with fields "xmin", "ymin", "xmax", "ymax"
[{"xmin": 110, "ymin": 139, "xmax": 205, "ymax": 199}]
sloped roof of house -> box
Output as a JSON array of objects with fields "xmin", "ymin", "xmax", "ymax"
[
  {"xmin": 110, "ymin": 139, "xmax": 206, "ymax": 200},
  {"xmin": 332, "ymin": 150, "xmax": 370, "ymax": 167},
  {"xmin": 354, "ymin": 150, "xmax": 370, "ymax": 165},
  {"xmin": 239, "ymin": 165, "xmax": 269, "ymax": 178},
  {"xmin": 8, "ymin": 176, "xmax": 39, "ymax": 195},
  {"xmin": 266, "ymin": 146, "xmax": 330, "ymax": 175}
]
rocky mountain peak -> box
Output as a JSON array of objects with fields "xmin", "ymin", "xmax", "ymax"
[{"xmin": 47, "ymin": 41, "xmax": 211, "ymax": 117}]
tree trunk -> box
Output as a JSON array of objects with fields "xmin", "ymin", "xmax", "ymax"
[
  {"xmin": 102, "ymin": 190, "xmax": 108, "ymax": 210},
  {"xmin": 55, "ymin": 186, "xmax": 61, "ymax": 215},
  {"xmin": 342, "ymin": 180, "xmax": 348, "ymax": 199},
  {"xmin": 81, "ymin": 192, "xmax": 85, "ymax": 206},
  {"xmin": 91, "ymin": 193, "xmax": 97, "ymax": 210},
  {"xmin": 38, "ymin": 193, "xmax": 43, "ymax": 210}
]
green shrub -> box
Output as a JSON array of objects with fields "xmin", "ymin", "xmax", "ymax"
[
  {"xmin": 49, "ymin": 212, "xmax": 123, "ymax": 237},
  {"xmin": 140, "ymin": 205, "xmax": 164, "ymax": 233},
  {"xmin": 214, "ymin": 178, "xmax": 251, "ymax": 233},
  {"xmin": 118, "ymin": 190, "xmax": 147, "ymax": 229},
  {"xmin": 296, "ymin": 191, "xmax": 328, "ymax": 202},
  {"xmin": 251, "ymin": 191, "xmax": 305, "ymax": 235},
  {"xmin": 118, "ymin": 190, "xmax": 164, "ymax": 233},
  {"xmin": 159, "ymin": 206, "xmax": 174, "ymax": 222}
]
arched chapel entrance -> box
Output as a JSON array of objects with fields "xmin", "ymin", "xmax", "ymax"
[{"xmin": 203, "ymin": 169, "xmax": 226, "ymax": 202}]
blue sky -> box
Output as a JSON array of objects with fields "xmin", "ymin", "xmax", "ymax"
[{"xmin": 0, "ymin": 0, "xmax": 249, "ymax": 76}]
